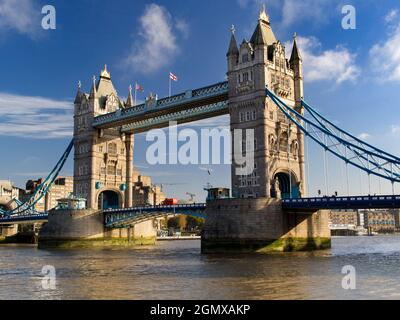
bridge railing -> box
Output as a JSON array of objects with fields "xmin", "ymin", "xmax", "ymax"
[
  {"xmin": 93, "ymin": 81, "xmax": 228, "ymax": 127},
  {"xmin": 103, "ymin": 204, "xmax": 207, "ymax": 228},
  {"xmin": 104, "ymin": 203, "xmax": 207, "ymax": 213},
  {"xmin": 0, "ymin": 213, "xmax": 48, "ymax": 224},
  {"xmin": 282, "ymin": 195, "xmax": 400, "ymax": 210}
]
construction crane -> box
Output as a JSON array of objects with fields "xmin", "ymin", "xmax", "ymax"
[
  {"xmin": 158, "ymin": 183, "xmax": 187, "ymax": 192},
  {"xmin": 186, "ymin": 192, "xmax": 196, "ymax": 203}
]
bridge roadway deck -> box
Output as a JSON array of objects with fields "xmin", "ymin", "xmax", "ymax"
[
  {"xmin": 0, "ymin": 213, "xmax": 48, "ymax": 225},
  {"xmin": 104, "ymin": 203, "xmax": 207, "ymax": 228},
  {"xmin": 2, "ymin": 196, "xmax": 400, "ymax": 225},
  {"xmin": 282, "ymin": 195, "xmax": 400, "ymax": 212}
]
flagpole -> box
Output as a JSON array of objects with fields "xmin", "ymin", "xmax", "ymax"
[
  {"xmin": 134, "ymin": 82, "xmax": 137, "ymax": 106},
  {"xmin": 169, "ymin": 75, "xmax": 171, "ymax": 98}
]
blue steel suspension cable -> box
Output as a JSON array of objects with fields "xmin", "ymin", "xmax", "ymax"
[
  {"xmin": 265, "ymin": 87, "xmax": 400, "ymax": 183},
  {"xmin": 4, "ymin": 139, "xmax": 74, "ymax": 217},
  {"xmin": 266, "ymin": 88, "xmax": 400, "ymax": 177},
  {"xmin": 301, "ymin": 99, "xmax": 400, "ymax": 163}
]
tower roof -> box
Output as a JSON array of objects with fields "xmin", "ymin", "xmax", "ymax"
[
  {"xmin": 89, "ymin": 75, "xmax": 97, "ymax": 99},
  {"xmin": 250, "ymin": 5, "xmax": 277, "ymax": 46},
  {"xmin": 290, "ymin": 33, "xmax": 302, "ymax": 62},
  {"xmin": 126, "ymin": 85, "xmax": 134, "ymax": 108},
  {"xmin": 96, "ymin": 65, "xmax": 118, "ymax": 98},
  {"xmin": 100, "ymin": 64, "xmax": 111, "ymax": 79},
  {"xmin": 227, "ymin": 25, "xmax": 239, "ymax": 56},
  {"xmin": 74, "ymin": 80, "xmax": 83, "ymax": 104}
]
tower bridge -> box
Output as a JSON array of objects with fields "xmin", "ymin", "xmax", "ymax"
[{"xmin": 1, "ymin": 7, "xmax": 400, "ymax": 252}]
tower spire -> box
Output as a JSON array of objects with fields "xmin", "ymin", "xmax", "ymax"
[
  {"xmin": 74, "ymin": 80, "xmax": 83, "ymax": 104},
  {"xmin": 90, "ymin": 75, "xmax": 97, "ymax": 99},
  {"xmin": 250, "ymin": 2, "xmax": 276, "ymax": 46},
  {"xmin": 227, "ymin": 24, "xmax": 239, "ymax": 57},
  {"xmin": 100, "ymin": 64, "xmax": 111, "ymax": 79},
  {"xmin": 290, "ymin": 32, "xmax": 302, "ymax": 63},
  {"xmin": 259, "ymin": 3, "xmax": 270, "ymax": 23},
  {"xmin": 126, "ymin": 84, "xmax": 134, "ymax": 108}
]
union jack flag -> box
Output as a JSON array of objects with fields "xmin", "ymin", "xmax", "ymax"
[
  {"xmin": 169, "ymin": 72, "xmax": 178, "ymax": 82},
  {"xmin": 135, "ymin": 83, "xmax": 144, "ymax": 92}
]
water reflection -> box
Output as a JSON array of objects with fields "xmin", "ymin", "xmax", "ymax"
[{"xmin": 1, "ymin": 236, "xmax": 400, "ymax": 300}]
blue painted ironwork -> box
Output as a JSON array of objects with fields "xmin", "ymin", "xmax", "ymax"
[
  {"xmin": 282, "ymin": 195, "xmax": 400, "ymax": 211},
  {"xmin": 1, "ymin": 140, "xmax": 74, "ymax": 218},
  {"xmin": 104, "ymin": 204, "xmax": 207, "ymax": 229},
  {"xmin": 121, "ymin": 100, "xmax": 228, "ymax": 133},
  {"xmin": 266, "ymin": 88, "xmax": 400, "ymax": 183},
  {"xmin": 92, "ymin": 81, "xmax": 229, "ymax": 129},
  {"xmin": 0, "ymin": 213, "xmax": 48, "ymax": 224}
]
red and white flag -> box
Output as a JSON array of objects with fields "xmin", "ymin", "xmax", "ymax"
[
  {"xmin": 169, "ymin": 72, "xmax": 178, "ymax": 82},
  {"xmin": 135, "ymin": 83, "xmax": 144, "ymax": 92}
]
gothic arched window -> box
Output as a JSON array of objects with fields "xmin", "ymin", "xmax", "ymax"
[
  {"xmin": 108, "ymin": 143, "xmax": 117, "ymax": 155},
  {"xmin": 279, "ymin": 132, "xmax": 289, "ymax": 152}
]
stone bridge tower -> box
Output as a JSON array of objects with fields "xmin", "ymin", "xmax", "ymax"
[
  {"xmin": 227, "ymin": 7, "xmax": 306, "ymax": 199},
  {"xmin": 73, "ymin": 66, "xmax": 134, "ymax": 210}
]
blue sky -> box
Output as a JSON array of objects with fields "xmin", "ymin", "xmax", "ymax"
[{"xmin": 0, "ymin": 0, "xmax": 400, "ymax": 201}]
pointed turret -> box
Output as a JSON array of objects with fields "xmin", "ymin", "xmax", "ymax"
[
  {"xmin": 96, "ymin": 64, "xmax": 118, "ymax": 98},
  {"xmin": 250, "ymin": 5, "xmax": 277, "ymax": 46},
  {"xmin": 227, "ymin": 25, "xmax": 239, "ymax": 57},
  {"xmin": 126, "ymin": 85, "xmax": 134, "ymax": 108},
  {"xmin": 89, "ymin": 75, "xmax": 97, "ymax": 99},
  {"xmin": 227, "ymin": 25, "xmax": 240, "ymax": 72},
  {"xmin": 74, "ymin": 80, "xmax": 83, "ymax": 104},
  {"xmin": 100, "ymin": 64, "xmax": 111, "ymax": 80},
  {"xmin": 290, "ymin": 33, "xmax": 302, "ymax": 64},
  {"xmin": 290, "ymin": 33, "xmax": 304, "ymax": 108}
]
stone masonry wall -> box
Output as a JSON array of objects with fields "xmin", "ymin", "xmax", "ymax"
[{"xmin": 202, "ymin": 197, "xmax": 331, "ymax": 253}]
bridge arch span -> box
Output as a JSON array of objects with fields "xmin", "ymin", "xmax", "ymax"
[
  {"xmin": 97, "ymin": 189, "xmax": 123, "ymax": 210},
  {"xmin": 272, "ymin": 169, "xmax": 300, "ymax": 199}
]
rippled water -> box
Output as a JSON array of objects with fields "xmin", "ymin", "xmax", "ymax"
[{"xmin": 1, "ymin": 236, "xmax": 400, "ymax": 300}]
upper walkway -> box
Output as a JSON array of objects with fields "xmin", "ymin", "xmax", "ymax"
[{"xmin": 92, "ymin": 81, "xmax": 229, "ymax": 133}]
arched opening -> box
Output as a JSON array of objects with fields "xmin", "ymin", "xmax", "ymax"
[
  {"xmin": 98, "ymin": 190, "xmax": 120, "ymax": 210},
  {"xmin": 272, "ymin": 172, "xmax": 300, "ymax": 199}
]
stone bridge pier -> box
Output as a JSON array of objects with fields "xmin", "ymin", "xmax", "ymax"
[
  {"xmin": 202, "ymin": 198, "xmax": 331, "ymax": 253},
  {"xmin": 0, "ymin": 196, "xmax": 18, "ymax": 238},
  {"xmin": 38, "ymin": 209, "xmax": 157, "ymax": 248}
]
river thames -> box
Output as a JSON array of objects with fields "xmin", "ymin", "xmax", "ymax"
[{"xmin": 1, "ymin": 236, "xmax": 400, "ymax": 300}]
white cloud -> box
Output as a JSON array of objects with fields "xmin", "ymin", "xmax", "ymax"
[
  {"xmin": 280, "ymin": 0, "xmax": 333, "ymax": 28},
  {"xmin": 125, "ymin": 4, "xmax": 187, "ymax": 73},
  {"xmin": 175, "ymin": 18, "xmax": 189, "ymax": 39},
  {"xmin": 0, "ymin": 0, "xmax": 40, "ymax": 37},
  {"xmin": 0, "ymin": 92, "xmax": 72, "ymax": 139},
  {"xmin": 358, "ymin": 133, "xmax": 371, "ymax": 140},
  {"xmin": 237, "ymin": 0, "xmax": 333, "ymax": 27},
  {"xmin": 385, "ymin": 9, "xmax": 399, "ymax": 24},
  {"xmin": 285, "ymin": 36, "xmax": 360, "ymax": 84},
  {"xmin": 370, "ymin": 12, "xmax": 400, "ymax": 82},
  {"xmin": 391, "ymin": 125, "xmax": 400, "ymax": 136}
]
